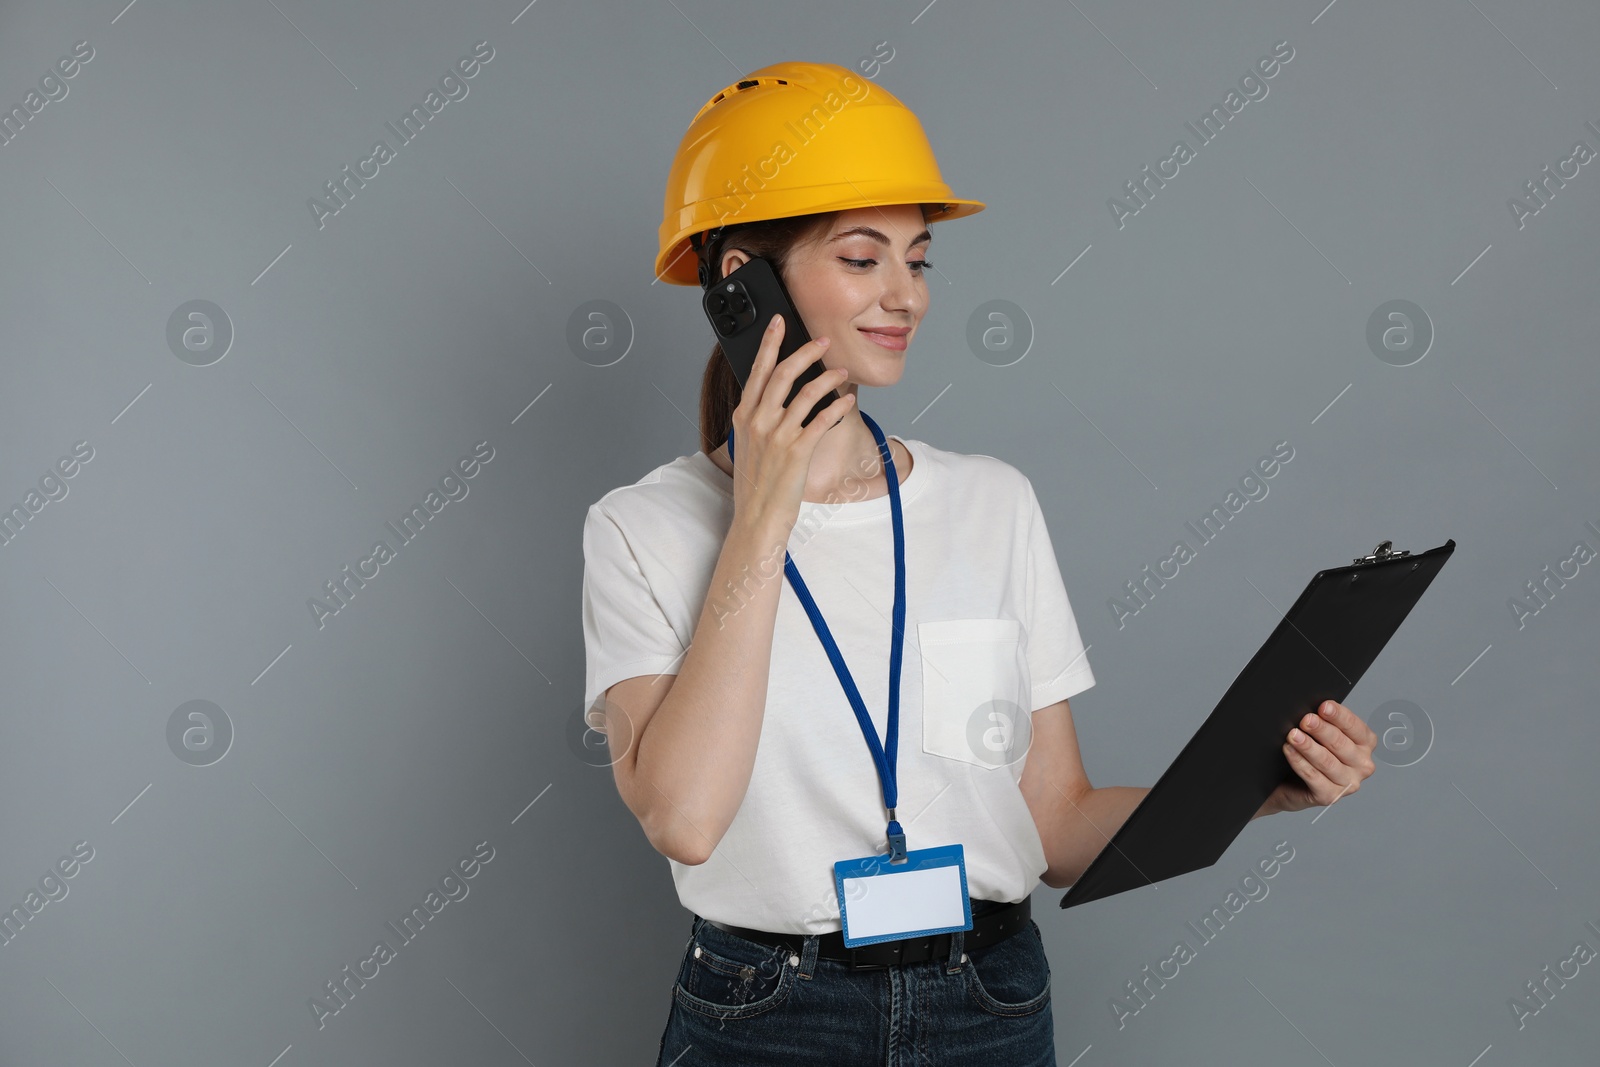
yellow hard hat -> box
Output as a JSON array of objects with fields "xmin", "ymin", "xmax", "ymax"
[{"xmin": 655, "ymin": 60, "xmax": 986, "ymax": 287}]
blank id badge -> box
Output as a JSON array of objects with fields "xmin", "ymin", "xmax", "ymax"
[{"xmin": 833, "ymin": 843, "xmax": 973, "ymax": 948}]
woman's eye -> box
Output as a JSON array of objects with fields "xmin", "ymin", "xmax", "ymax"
[{"xmin": 840, "ymin": 257, "xmax": 934, "ymax": 273}]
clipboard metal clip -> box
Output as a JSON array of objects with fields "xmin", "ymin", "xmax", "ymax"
[{"xmin": 1352, "ymin": 540, "xmax": 1411, "ymax": 566}]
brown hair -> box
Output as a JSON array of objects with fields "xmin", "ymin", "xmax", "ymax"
[{"xmin": 694, "ymin": 211, "xmax": 838, "ymax": 456}]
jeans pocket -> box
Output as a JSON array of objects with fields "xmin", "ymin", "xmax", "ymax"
[
  {"xmin": 963, "ymin": 919, "xmax": 1051, "ymax": 1017},
  {"xmin": 673, "ymin": 922, "xmax": 796, "ymax": 1020}
]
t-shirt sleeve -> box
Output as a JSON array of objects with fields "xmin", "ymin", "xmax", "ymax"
[
  {"xmin": 581, "ymin": 502, "xmax": 688, "ymax": 712},
  {"xmin": 1021, "ymin": 477, "xmax": 1095, "ymax": 711}
]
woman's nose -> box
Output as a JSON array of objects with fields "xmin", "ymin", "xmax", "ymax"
[{"xmin": 881, "ymin": 264, "xmax": 923, "ymax": 314}]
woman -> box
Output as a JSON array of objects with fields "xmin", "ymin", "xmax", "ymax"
[{"xmin": 581, "ymin": 60, "xmax": 1379, "ymax": 1066}]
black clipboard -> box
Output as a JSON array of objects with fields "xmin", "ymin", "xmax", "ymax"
[{"xmin": 1059, "ymin": 538, "xmax": 1455, "ymax": 910}]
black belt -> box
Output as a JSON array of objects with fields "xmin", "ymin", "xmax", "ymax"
[{"xmin": 704, "ymin": 896, "xmax": 1030, "ymax": 971}]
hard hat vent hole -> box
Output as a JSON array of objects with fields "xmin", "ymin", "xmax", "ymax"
[{"xmin": 706, "ymin": 77, "xmax": 787, "ymax": 111}]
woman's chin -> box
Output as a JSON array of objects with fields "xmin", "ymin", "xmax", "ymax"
[{"xmin": 846, "ymin": 351, "xmax": 908, "ymax": 387}]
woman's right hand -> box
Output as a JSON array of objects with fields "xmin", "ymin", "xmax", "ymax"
[{"xmin": 727, "ymin": 312, "xmax": 857, "ymax": 536}]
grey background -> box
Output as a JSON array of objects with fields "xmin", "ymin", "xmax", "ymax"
[{"xmin": 1, "ymin": 0, "xmax": 1595, "ymax": 1063}]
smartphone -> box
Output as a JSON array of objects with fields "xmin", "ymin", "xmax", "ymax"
[{"xmin": 701, "ymin": 255, "xmax": 841, "ymax": 428}]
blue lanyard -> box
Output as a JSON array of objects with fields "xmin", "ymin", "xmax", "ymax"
[{"xmin": 726, "ymin": 410, "xmax": 909, "ymax": 863}]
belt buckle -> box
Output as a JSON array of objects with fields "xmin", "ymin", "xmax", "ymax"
[
  {"xmin": 846, "ymin": 946, "xmax": 889, "ymax": 971},
  {"xmin": 846, "ymin": 935, "xmax": 941, "ymax": 971}
]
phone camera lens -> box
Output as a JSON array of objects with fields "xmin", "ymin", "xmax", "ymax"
[
  {"xmin": 728, "ymin": 293, "xmax": 748, "ymax": 314},
  {"xmin": 707, "ymin": 293, "xmax": 728, "ymax": 314},
  {"xmin": 715, "ymin": 314, "xmax": 739, "ymax": 336}
]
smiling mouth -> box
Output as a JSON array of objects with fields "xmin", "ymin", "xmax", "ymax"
[{"xmin": 858, "ymin": 328, "xmax": 910, "ymax": 351}]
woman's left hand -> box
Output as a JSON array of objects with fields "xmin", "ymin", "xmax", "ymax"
[{"xmin": 1260, "ymin": 701, "xmax": 1378, "ymax": 816}]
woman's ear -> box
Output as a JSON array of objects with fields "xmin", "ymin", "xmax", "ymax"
[{"xmin": 720, "ymin": 247, "xmax": 751, "ymax": 279}]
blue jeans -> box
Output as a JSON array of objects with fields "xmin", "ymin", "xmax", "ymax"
[{"xmin": 655, "ymin": 906, "xmax": 1056, "ymax": 1066}]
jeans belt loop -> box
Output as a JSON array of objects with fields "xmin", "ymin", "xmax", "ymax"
[
  {"xmin": 796, "ymin": 930, "xmax": 820, "ymax": 980},
  {"xmin": 946, "ymin": 924, "xmax": 965, "ymax": 972}
]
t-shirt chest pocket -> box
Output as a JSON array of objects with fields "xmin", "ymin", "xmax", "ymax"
[{"xmin": 917, "ymin": 617, "xmax": 1031, "ymax": 769}]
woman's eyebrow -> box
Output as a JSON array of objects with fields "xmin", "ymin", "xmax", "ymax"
[{"xmin": 828, "ymin": 225, "xmax": 933, "ymax": 249}]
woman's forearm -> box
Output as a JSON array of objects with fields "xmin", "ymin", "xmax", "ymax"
[
  {"xmin": 1040, "ymin": 785, "xmax": 1149, "ymax": 889},
  {"xmin": 1042, "ymin": 786, "xmax": 1285, "ymax": 888},
  {"xmin": 632, "ymin": 512, "xmax": 793, "ymax": 865}
]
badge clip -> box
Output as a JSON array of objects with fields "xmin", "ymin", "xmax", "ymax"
[{"xmin": 885, "ymin": 818, "xmax": 907, "ymax": 864}]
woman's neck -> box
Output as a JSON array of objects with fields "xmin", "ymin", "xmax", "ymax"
[{"xmin": 806, "ymin": 409, "xmax": 895, "ymax": 502}]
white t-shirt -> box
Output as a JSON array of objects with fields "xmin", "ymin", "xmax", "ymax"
[{"xmin": 581, "ymin": 433, "xmax": 1096, "ymax": 935}]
